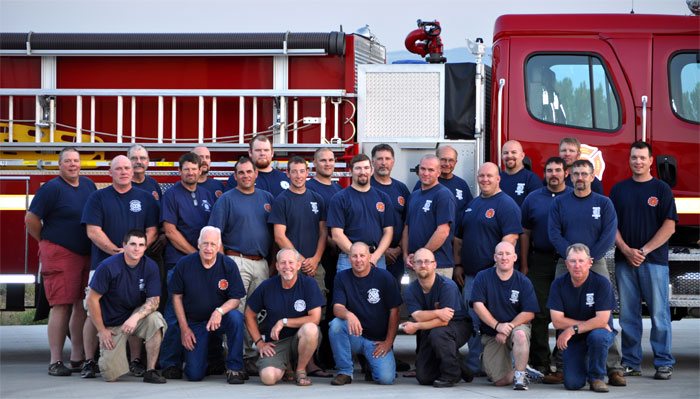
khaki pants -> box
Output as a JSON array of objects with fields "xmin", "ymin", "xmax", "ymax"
[
  {"xmin": 481, "ymin": 324, "xmax": 531, "ymax": 382},
  {"xmin": 229, "ymin": 255, "xmax": 269, "ymax": 359}
]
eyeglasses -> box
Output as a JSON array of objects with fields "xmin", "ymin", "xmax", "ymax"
[
  {"xmin": 191, "ymin": 191, "xmax": 198, "ymax": 207},
  {"xmin": 414, "ymin": 260, "xmax": 435, "ymax": 266}
]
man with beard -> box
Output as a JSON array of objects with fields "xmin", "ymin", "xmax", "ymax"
[
  {"xmin": 208, "ymin": 156, "xmax": 275, "ymax": 376},
  {"xmin": 499, "ymin": 140, "xmax": 542, "ymax": 207},
  {"xmin": 26, "ymin": 147, "xmax": 96, "ymax": 376},
  {"xmin": 370, "ymin": 144, "xmax": 410, "ymax": 282},
  {"xmin": 327, "ymin": 154, "xmax": 394, "ymax": 272},
  {"xmin": 557, "ymin": 137, "xmax": 604, "ymax": 195},
  {"xmin": 192, "ymin": 146, "xmax": 225, "ymax": 198},
  {"xmin": 413, "ymin": 146, "xmax": 473, "ymax": 218},
  {"xmin": 224, "ymin": 135, "xmax": 289, "ymax": 196},
  {"xmin": 245, "ymin": 248, "xmax": 324, "ymax": 386},
  {"xmin": 549, "ymin": 159, "xmax": 626, "ymax": 387},
  {"xmin": 520, "ymin": 156, "xmax": 572, "ymax": 377}
]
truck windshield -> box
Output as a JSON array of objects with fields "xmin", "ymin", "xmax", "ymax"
[
  {"xmin": 669, "ymin": 51, "xmax": 700, "ymax": 124},
  {"xmin": 525, "ymin": 54, "xmax": 620, "ymax": 131}
]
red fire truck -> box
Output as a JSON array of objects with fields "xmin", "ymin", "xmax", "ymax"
[{"xmin": 1, "ymin": 12, "xmax": 698, "ymax": 316}]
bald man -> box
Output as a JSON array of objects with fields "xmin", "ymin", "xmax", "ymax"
[{"xmin": 499, "ymin": 140, "xmax": 542, "ymax": 207}]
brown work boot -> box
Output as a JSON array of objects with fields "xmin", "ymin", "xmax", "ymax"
[
  {"xmin": 589, "ymin": 379, "xmax": 609, "ymax": 392},
  {"xmin": 331, "ymin": 374, "xmax": 352, "ymax": 386},
  {"xmin": 543, "ymin": 370, "xmax": 563, "ymax": 384},
  {"xmin": 608, "ymin": 371, "xmax": 627, "ymax": 386}
]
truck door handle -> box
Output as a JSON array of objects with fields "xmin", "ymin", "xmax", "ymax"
[
  {"xmin": 497, "ymin": 78, "xmax": 506, "ymax": 167},
  {"xmin": 641, "ymin": 95, "xmax": 648, "ymax": 142}
]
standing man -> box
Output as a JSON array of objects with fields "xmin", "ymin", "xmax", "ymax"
[
  {"xmin": 26, "ymin": 147, "xmax": 96, "ymax": 376},
  {"xmin": 192, "ymin": 145, "xmax": 225, "ymax": 198},
  {"xmin": 403, "ymin": 154, "xmax": 456, "ymax": 278},
  {"xmin": 558, "ymin": 137, "xmax": 604, "ymax": 195},
  {"xmin": 610, "ymin": 142, "xmax": 677, "ymax": 380},
  {"xmin": 159, "ymin": 152, "xmax": 217, "ymax": 379},
  {"xmin": 471, "ymin": 242, "xmax": 538, "ymax": 390},
  {"xmin": 499, "ymin": 140, "xmax": 542, "ymax": 207},
  {"xmin": 225, "ymin": 135, "xmax": 289, "ymax": 196},
  {"xmin": 328, "ymin": 242, "xmax": 402, "ymax": 386},
  {"xmin": 86, "ymin": 229, "xmax": 166, "ymax": 383},
  {"xmin": 128, "ymin": 144, "xmax": 162, "ymax": 202},
  {"xmin": 413, "ymin": 145, "xmax": 473, "ymax": 217},
  {"xmin": 548, "ymin": 159, "xmax": 625, "ymax": 387},
  {"xmin": 208, "ymin": 155, "xmax": 275, "ymax": 376},
  {"xmin": 327, "ymin": 154, "xmax": 394, "ymax": 271},
  {"xmin": 169, "ymin": 226, "xmax": 247, "ymax": 383},
  {"xmin": 370, "ymin": 144, "xmax": 411, "ymax": 282},
  {"xmin": 454, "ymin": 162, "xmax": 522, "ymax": 375},
  {"xmin": 306, "ymin": 147, "xmax": 342, "ymax": 203},
  {"xmin": 547, "ymin": 243, "xmax": 617, "ymax": 393},
  {"xmin": 244, "ymin": 248, "xmax": 324, "ymax": 386},
  {"xmin": 80, "ymin": 155, "xmax": 159, "ymax": 378},
  {"xmin": 520, "ymin": 156, "xmax": 572, "ymax": 376},
  {"xmin": 401, "ymin": 248, "xmax": 472, "ymax": 388}
]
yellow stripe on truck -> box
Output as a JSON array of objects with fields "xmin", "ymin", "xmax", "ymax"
[
  {"xmin": 0, "ymin": 194, "xmax": 34, "ymax": 211},
  {"xmin": 676, "ymin": 197, "xmax": 700, "ymax": 214}
]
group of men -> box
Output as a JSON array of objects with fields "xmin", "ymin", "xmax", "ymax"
[{"xmin": 27, "ymin": 134, "xmax": 677, "ymax": 392}]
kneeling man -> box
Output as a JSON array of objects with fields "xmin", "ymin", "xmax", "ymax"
[
  {"xmin": 329, "ymin": 242, "xmax": 402, "ymax": 385},
  {"xmin": 401, "ymin": 248, "xmax": 472, "ymax": 387},
  {"xmin": 548, "ymin": 243, "xmax": 617, "ymax": 393},
  {"xmin": 471, "ymin": 241, "xmax": 538, "ymax": 390},
  {"xmin": 86, "ymin": 229, "xmax": 166, "ymax": 383},
  {"xmin": 245, "ymin": 248, "xmax": 324, "ymax": 386},
  {"xmin": 170, "ymin": 226, "xmax": 247, "ymax": 383}
]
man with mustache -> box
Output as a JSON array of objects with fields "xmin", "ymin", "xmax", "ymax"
[
  {"xmin": 224, "ymin": 135, "xmax": 289, "ymax": 197},
  {"xmin": 192, "ymin": 146, "xmax": 225, "ymax": 198},
  {"xmin": 128, "ymin": 144, "xmax": 162, "ymax": 203},
  {"xmin": 499, "ymin": 140, "xmax": 542, "ymax": 207}
]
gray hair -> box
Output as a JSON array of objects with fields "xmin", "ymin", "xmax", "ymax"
[
  {"xmin": 276, "ymin": 247, "xmax": 301, "ymax": 262},
  {"xmin": 58, "ymin": 147, "xmax": 79, "ymax": 163},
  {"xmin": 566, "ymin": 243, "xmax": 591, "ymax": 259},
  {"xmin": 198, "ymin": 226, "xmax": 222, "ymax": 246},
  {"xmin": 127, "ymin": 144, "xmax": 148, "ymax": 159},
  {"xmin": 420, "ymin": 153, "xmax": 439, "ymax": 164}
]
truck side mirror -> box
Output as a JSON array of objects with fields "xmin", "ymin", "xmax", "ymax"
[{"xmin": 656, "ymin": 155, "xmax": 677, "ymax": 188}]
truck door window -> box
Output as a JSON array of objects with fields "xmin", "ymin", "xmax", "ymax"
[
  {"xmin": 669, "ymin": 51, "xmax": 700, "ymax": 124},
  {"xmin": 525, "ymin": 54, "xmax": 620, "ymax": 131}
]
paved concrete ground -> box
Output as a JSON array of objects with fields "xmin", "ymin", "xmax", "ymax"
[{"xmin": 1, "ymin": 319, "xmax": 698, "ymax": 398}]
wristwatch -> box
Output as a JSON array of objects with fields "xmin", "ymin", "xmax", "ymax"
[
  {"xmin": 572, "ymin": 325, "xmax": 579, "ymax": 335},
  {"xmin": 282, "ymin": 318, "xmax": 288, "ymax": 326}
]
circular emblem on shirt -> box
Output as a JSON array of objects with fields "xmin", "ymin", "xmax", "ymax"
[
  {"xmin": 151, "ymin": 191, "xmax": 159, "ymax": 201},
  {"xmin": 281, "ymin": 181, "xmax": 290, "ymax": 190},
  {"xmin": 485, "ymin": 208, "xmax": 495, "ymax": 219},
  {"xmin": 397, "ymin": 196, "xmax": 405, "ymax": 207},
  {"xmin": 264, "ymin": 203, "xmax": 272, "ymax": 212},
  {"xmin": 294, "ymin": 299, "xmax": 307, "ymax": 312},
  {"xmin": 215, "ymin": 190, "xmax": 223, "ymax": 198},
  {"xmin": 647, "ymin": 196, "xmax": 659, "ymax": 207},
  {"xmin": 129, "ymin": 200, "xmax": 142, "ymax": 213},
  {"xmin": 218, "ymin": 279, "xmax": 229, "ymax": 290},
  {"xmin": 376, "ymin": 202, "xmax": 385, "ymax": 212},
  {"xmin": 367, "ymin": 288, "xmax": 381, "ymax": 304}
]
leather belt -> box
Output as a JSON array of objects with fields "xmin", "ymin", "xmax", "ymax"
[{"xmin": 225, "ymin": 250, "xmax": 263, "ymax": 261}]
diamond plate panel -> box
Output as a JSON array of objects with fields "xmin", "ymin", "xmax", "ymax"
[{"xmin": 364, "ymin": 72, "xmax": 441, "ymax": 139}]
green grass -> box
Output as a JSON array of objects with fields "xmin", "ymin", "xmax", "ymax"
[{"xmin": 0, "ymin": 284, "xmax": 48, "ymax": 326}]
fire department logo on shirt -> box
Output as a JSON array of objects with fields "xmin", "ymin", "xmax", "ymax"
[
  {"xmin": 129, "ymin": 200, "xmax": 142, "ymax": 213},
  {"xmin": 592, "ymin": 207, "xmax": 601, "ymax": 220},
  {"xmin": 294, "ymin": 299, "xmax": 307, "ymax": 312},
  {"xmin": 202, "ymin": 200, "xmax": 211, "ymax": 212},
  {"xmin": 310, "ymin": 201, "xmax": 319, "ymax": 214},
  {"xmin": 367, "ymin": 288, "xmax": 381, "ymax": 304},
  {"xmin": 376, "ymin": 202, "xmax": 385, "ymax": 212},
  {"xmin": 648, "ymin": 196, "xmax": 659, "ymax": 207},
  {"xmin": 397, "ymin": 196, "xmax": 405, "ymax": 207},
  {"xmin": 139, "ymin": 278, "xmax": 145, "ymax": 291},
  {"xmin": 218, "ymin": 279, "xmax": 228, "ymax": 290},
  {"xmin": 485, "ymin": 208, "xmax": 495, "ymax": 219},
  {"xmin": 586, "ymin": 293, "xmax": 595, "ymax": 307},
  {"xmin": 515, "ymin": 183, "xmax": 525, "ymax": 196},
  {"xmin": 422, "ymin": 200, "xmax": 432, "ymax": 213},
  {"xmin": 509, "ymin": 290, "xmax": 520, "ymax": 304},
  {"xmin": 151, "ymin": 191, "xmax": 159, "ymax": 201},
  {"xmin": 215, "ymin": 190, "xmax": 223, "ymax": 198},
  {"xmin": 281, "ymin": 181, "xmax": 290, "ymax": 190},
  {"xmin": 455, "ymin": 189, "xmax": 463, "ymax": 200},
  {"xmin": 264, "ymin": 203, "xmax": 271, "ymax": 212}
]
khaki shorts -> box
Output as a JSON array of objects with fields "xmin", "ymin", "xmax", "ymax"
[
  {"xmin": 83, "ymin": 270, "xmax": 97, "ymax": 312},
  {"xmin": 98, "ymin": 311, "xmax": 167, "ymax": 381},
  {"xmin": 256, "ymin": 325, "xmax": 321, "ymax": 371},
  {"xmin": 481, "ymin": 324, "xmax": 531, "ymax": 382}
]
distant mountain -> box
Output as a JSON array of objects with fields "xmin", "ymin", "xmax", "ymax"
[{"xmin": 386, "ymin": 47, "xmax": 492, "ymax": 65}]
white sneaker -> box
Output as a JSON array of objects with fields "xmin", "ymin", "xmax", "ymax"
[
  {"xmin": 514, "ymin": 373, "xmax": 529, "ymax": 390},
  {"xmin": 525, "ymin": 364, "xmax": 544, "ymax": 383}
]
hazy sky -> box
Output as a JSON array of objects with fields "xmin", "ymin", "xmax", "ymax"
[{"xmin": 0, "ymin": 0, "xmax": 692, "ymax": 51}]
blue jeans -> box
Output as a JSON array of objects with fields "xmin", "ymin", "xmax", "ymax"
[
  {"xmin": 328, "ymin": 318, "xmax": 395, "ymax": 384},
  {"xmin": 563, "ymin": 328, "xmax": 615, "ymax": 390},
  {"xmin": 336, "ymin": 253, "xmax": 386, "ymax": 272},
  {"xmin": 615, "ymin": 260, "xmax": 674, "ymax": 369},
  {"xmin": 159, "ymin": 268, "xmax": 181, "ymax": 369},
  {"xmin": 461, "ymin": 274, "xmax": 483, "ymax": 373},
  {"xmin": 183, "ymin": 310, "xmax": 245, "ymax": 381}
]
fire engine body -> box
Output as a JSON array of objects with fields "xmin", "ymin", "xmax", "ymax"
[{"xmin": 0, "ymin": 13, "xmax": 698, "ymax": 315}]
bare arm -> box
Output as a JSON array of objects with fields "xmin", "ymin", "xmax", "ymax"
[
  {"xmin": 502, "ymin": 233, "xmax": 519, "ymax": 247},
  {"xmin": 642, "ymin": 219, "xmax": 676, "ymax": 254},
  {"xmin": 273, "ymin": 224, "xmax": 296, "ymax": 251},
  {"xmin": 25, "ymin": 211, "xmax": 42, "ymax": 242},
  {"xmin": 550, "ymin": 309, "xmax": 611, "ymax": 332},
  {"xmin": 615, "ymin": 229, "xmax": 645, "ymax": 267},
  {"xmin": 453, "ymin": 237, "xmax": 464, "ymax": 287},
  {"xmin": 423, "ymin": 223, "xmax": 451, "ymax": 252},
  {"xmin": 331, "ymin": 227, "xmax": 353, "ymax": 254},
  {"xmin": 163, "ymin": 221, "xmax": 197, "ymax": 255},
  {"xmin": 145, "ymin": 226, "xmax": 158, "ymax": 249},
  {"xmin": 86, "ymin": 224, "xmax": 122, "ymax": 255},
  {"xmin": 371, "ymin": 225, "xmax": 394, "ymax": 265},
  {"xmin": 87, "ymin": 289, "xmax": 118, "ymax": 351}
]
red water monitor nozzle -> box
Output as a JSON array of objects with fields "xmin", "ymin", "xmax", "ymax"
[{"xmin": 404, "ymin": 19, "xmax": 446, "ymax": 64}]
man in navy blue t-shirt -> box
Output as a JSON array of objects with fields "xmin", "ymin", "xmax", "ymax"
[
  {"xmin": 168, "ymin": 227, "xmax": 247, "ymax": 383},
  {"xmin": 192, "ymin": 146, "xmax": 225, "ymax": 199},
  {"xmin": 558, "ymin": 137, "xmax": 605, "ymax": 195},
  {"xmin": 244, "ymin": 248, "xmax": 324, "ymax": 386},
  {"xmin": 548, "ymin": 159, "xmax": 624, "ymax": 385},
  {"xmin": 499, "ymin": 140, "xmax": 542, "ymax": 207},
  {"xmin": 401, "ymin": 248, "xmax": 471, "ymax": 387},
  {"xmin": 370, "ymin": 144, "xmax": 411, "ymax": 282},
  {"xmin": 547, "ymin": 243, "xmax": 617, "ymax": 392},
  {"xmin": 610, "ymin": 142, "xmax": 677, "ymax": 380},
  {"xmin": 328, "ymin": 242, "xmax": 402, "ymax": 385},
  {"xmin": 327, "ymin": 153, "xmax": 394, "ymax": 272},
  {"xmin": 26, "ymin": 147, "xmax": 96, "ymax": 376},
  {"xmin": 403, "ymin": 154, "xmax": 456, "ymax": 278},
  {"xmin": 128, "ymin": 144, "xmax": 163, "ymax": 203},
  {"xmin": 471, "ymin": 242, "xmax": 538, "ymax": 390},
  {"xmin": 86, "ymin": 229, "xmax": 166, "ymax": 383},
  {"xmin": 224, "ymin": 135, "xmax": 289, "ymax": 196}
]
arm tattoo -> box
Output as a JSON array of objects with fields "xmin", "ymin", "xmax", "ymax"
[{"xmin": 136, "ymin": 296, "xmax": 159, "ymax": 317}]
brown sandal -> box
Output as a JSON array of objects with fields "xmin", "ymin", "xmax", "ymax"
[{"xmin": 296, "ymin": 370, "xmax": 312, "ymax": 386}]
